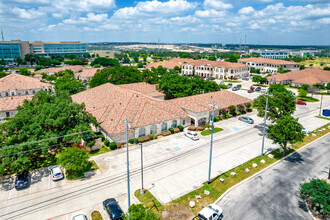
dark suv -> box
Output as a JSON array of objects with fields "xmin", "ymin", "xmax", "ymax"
[
  {"xmin": 15, "ymin": 171, "xmax": 29, "ymax": 190},
  {"xmin": 103, "ymin": 198, "xmax": 124, "ymax": 220}
]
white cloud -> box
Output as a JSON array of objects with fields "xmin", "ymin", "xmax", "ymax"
[
  {"xmin": 203, "ymin": 0, "xmax": 233, "ymax": 10},
  {"xmin": 195, "ymin": 9, "xmax": 226, "ymax": 17},
  {"xmin": 12, "ymin": 7, "xmax": 45, "ymax": 19},
  {"xmin": 316, "ymin": 17, "xmax": 330, "ymax": 24},
  {"xmin": 113, "ymin": 0, "xmax": 198, "ymax": 19},
  {"xmin": 63, "ymin": 13, "xmax": 108, "ymax": 24},
  {"xmin": 238, "ymin": 6, "xmax": 255, "ymax": 15}
]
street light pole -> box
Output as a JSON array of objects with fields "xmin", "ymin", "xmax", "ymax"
[
  {"xmin": 261, "ymin": 90, "xmax": 269, "ymax": 156},
  {"xmin": 208, "ymin": 100, "xmax": 216, "ymax": 184},
  {"xmin": 319, "ymin": 93, "xmax": 323, "ymax": 116},
  {"xmin": 126, "ymin": 117, "xmax": 131, "ymax": 208},
  {"xmin": 139, "ymin": 142, "xmax": 145, "ymax": 194}
]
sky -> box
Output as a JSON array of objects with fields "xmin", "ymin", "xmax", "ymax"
[{"xmin": 0, "ymin": 0, "xmax": 329, "ymax": 45}]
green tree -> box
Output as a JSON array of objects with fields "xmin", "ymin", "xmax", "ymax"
[
  {"xmin": 300, "ymin": 65, "xmax": 305, "ymax": 70},
  {"xmin": 300, "ymin": 84, "xmax": 309, "ymax": 92},
  {"xmin": 123, "ymin": 204, "xmax": 158, "ymax": 220},
  {"xmin": 0, "ymin": 91, "xmax": 97, "ymax": 175},
  {"xmin": 0, "ymin": 71, "xmax": 8, "ymax": 78},
  {"xmin": 277, "ymin": 66, "xmax": 291, "ymax": 73},
  {"xmin": 323, "ymin": 66, "xmax": 330, "ymax": 71},
  {"xmin": 54, "ymin": 73, "xmax": 86, "ymax": 95},
  {"xmin": 57, "ymin": 147, "xmax": 90, "ymax": 175},
  {"xmin": 252, "ymin": 84, "xmax": 296, "ymax": 122},
  {"xmin": 298, "ymin": 89, "xmax": 307, "ymax": 98},
  {"xmin": 35, "ymin": 65, "xmax": 45, "ymax": 71},
  {"xmin": 18, "ymin": 67, "xmax": 31, "ymax": 76},
  {"xmin": 252, "ymin": 75, "xmax": 262, "ymax": 83},
  {"xmin": 267, "ymin": 115, "xmax": 304, "ymax": 156}
]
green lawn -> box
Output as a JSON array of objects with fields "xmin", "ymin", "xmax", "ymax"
[
  {"xmin": 316, "ymin": 116, "xmax": 330, "ymax": 121},
  {"xmin": 88, "ymin": 146, "xmax": 111, "ymax": 157},
  {"xmin": 221, "ymin": 80, "xmax": 242, "ymax": 83},
  {"xmin": 296, "ymin": 96, "xmax": 319, "ymax": 102},
  {"xmin": 201, "ymin": 128, "xmax": 223, "ymax": 136}
]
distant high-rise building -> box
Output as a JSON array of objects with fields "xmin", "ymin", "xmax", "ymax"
[{"xmin": 0, "ymin": 40, "xmax": 88, "ymax": 62}]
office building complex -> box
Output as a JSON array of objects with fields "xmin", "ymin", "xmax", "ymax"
[
  {"xmin": 249, "ymin": 49, "xmax": 289, "ymax": 59},
  {"xmin": 0, "ymin": 40, "xmax": 88, "ymax": 61}
]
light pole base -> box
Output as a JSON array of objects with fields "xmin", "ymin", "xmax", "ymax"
[{"xmin": 140, "ymin": 189, "xmax": 145, "ymax": 194}]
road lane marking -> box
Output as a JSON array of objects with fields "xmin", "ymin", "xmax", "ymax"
[{"xmin": 48, "ymin": 175, "xmax": 51, "ymax": 189}]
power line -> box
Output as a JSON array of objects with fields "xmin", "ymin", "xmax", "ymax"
[{"xmin": 0, "ymin": 130, "xmax": 93, "ymax": 151}]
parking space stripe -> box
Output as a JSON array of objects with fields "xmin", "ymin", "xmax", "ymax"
[
  {"xmin": 7, "ymin": 189, "xmax": 12, "ymax": 200},
  {"xmin": 47, "ymin": 202, "xmax": 100, "ymax": 220}
]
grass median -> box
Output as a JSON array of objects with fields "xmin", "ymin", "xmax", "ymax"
[
  {"xmin": 134, "ymin": 123, "xmax": 330, "ymax": 218},
  {"xmin": 201, "ymin": 127, "xmax": 223, "ymax": 136}
]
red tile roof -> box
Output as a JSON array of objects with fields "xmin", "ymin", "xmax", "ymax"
[
  {"xmin": 75, "ymin": 68, "xmax": 103, "ymax": 78},
  {"xmin": 146, "ymin": 58, "xmax": 248, "ymax": 69},
  {"xmin": 238, "ymin": 57, "xmax": 299, "ymax": 65},
  {"xmin": 0, "ymin": 73, "xmax": 52, "ymax": 91},
  {"xmin": 267, "ymin": 68, "xmax": 330, "ymax": 85},
  {"xmin": 118, "ymin": 82, "xmax": 164, "ymax": 97},
  {"xmin": 72, "ymin": 82, "xmax": 251, "ymax": 136},
  {"xmin": 35, "ymin": 65, "xmax": 84, "ymax": 74},
  {"xmin": 0, "ymin": 95, "xmax": 32, "ymax": 111}
]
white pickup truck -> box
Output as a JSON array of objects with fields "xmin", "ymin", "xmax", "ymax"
[{"xmin": 192, "ymin": 204, "xmax": 223, "ymax": 220}]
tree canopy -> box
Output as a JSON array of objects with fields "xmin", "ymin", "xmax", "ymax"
[
  {"xmin": 0, "ymin": 91, "xmax": 97, "ymax": 175},
  {"xmin": 57, "ymin": 147, "xmax": 90, "ymax": 176},
  {"xmin": 267, "ymin": 115, "xmax": 304, "ymax": 155},
  {"xmin": 91, "ymin": 57, "xmax": 120, "ymax": 67},
  {"xmin": 124, "ymin": 204, "xmax": 158, "ymax": 220},
  {"xmin": 252, "ymin": 84, "xmax": 296, "ymax": 122},
  {"xmin": 54, "ymin": 72, "xmax": 86, "ymax": 95}
]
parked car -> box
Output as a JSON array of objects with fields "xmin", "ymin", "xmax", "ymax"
[
  {"xmin": 50, "ymin": 165, "xmax": 64, "ymax": 181},
  {"xmin": 248, "ymin": 90, "xmax": 254, "ymax": 93},
  {"xmin": 207, "ymin": 77, "xmax": 215, "ymax": 80},
  {"xmin": 219, "ymin": 82, "xmax": 225, "ymax": 85},
  {"xmin": 232, "ymin": 86, "xmax": 238, "ymax": 91},
  {"xmin": 15, "ymin": 171, "xmax": 29, "ymax": 190},
  {"xmin": 255, "ymin": 87, "xmax": 261, "ymax": 91},
  {"xmin": 185, "ymin": 131, "xmax": 199, "ymax": 140},
  {"xmin": 238, "ymin": 116, "xmax": 254, "ymax": 124},
  {"xmin": 192, "ymin": 204, "xmax": 223, "ymax": 220},
  {"xmin": 71, "ymin": 211, "xmax": 88, "ymax": 220},
  {"xmin": 227, "ymin": 83, "xmax": 233, "ymax": 88},
  {"xmin": 261, "ymin": 88, "xmax": 267, "ymax": 93},
  {"xmin": 242, "ymin": 77, "xmax": 249, "ymax": 81},
  {"xmin": 296, "ymin": 100, "xmax": 307, "ymax": 105},
  {"xmin": 103, "ymin": 198, "xmax": 124, "ymax": 220}
]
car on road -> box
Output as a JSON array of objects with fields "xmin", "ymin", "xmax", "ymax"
[
  {"xmin": 255, "ymin": 86, "xmax": 261, "ymax": 92},
  {"xmin": 296, "ymin": 100, "xmax": 307, "ymax": 105},
  {"xmin": 185, "ymin": 131, "xmax": 200, "ymax": 140},
  {"xmin": 71, "ymin": 211, "xmax": 88, "ymax": 220},
  {"xmin": 103, "ymin": 198, "xmax": 124, "ymax": 220},
  {"xmin": 238, "ymin": 116, "xmax": 254, "ymax": 124},
  {"xmin": 192, "ymin": 204, "xmax": 223, "ymax": 220},
  {"xmin": 50, "ymin": 165, "xmax": 64, "ymax": 181},
  {"xmin": 227, "ymin": 83, "xmax": 232, "ymax": 88},
  {"xmin": 15, "ymin": 171, "xmax": 29, "ymax": 190},
  {"xmin": 248, "ymin": 90, "xmax": 254, "ymax": 93}
]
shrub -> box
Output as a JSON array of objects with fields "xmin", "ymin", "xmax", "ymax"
[
  {"xmin": 188, "ymin": 125, "xmax": 196, "ymax": 131},
  {"xmin": 218, "ymin": 116, "xmax": 222, "ymax": 120},
  {"xmin": 178, "ymin": 125, "xmax": 184, "ymax": 132},
  {"xmin": 86, "ymin": 141, "xmax": 94, "ymax": 148},
  {"xmin": 162, "ymin": 131, "xmax": 171, "ymax": 136},
  {"xmin": 225, "ymin": 113, "xmax": 230, "ymax": 119},
  {"xmin": 247, "ymin": 108, "xmax": 253, "ymax": 112},
  {"xmin": 169, "ymin": 128, "xmax": 174, "ymax": 134},
  {"xmin": 148, "ymin": 134, "xmax": 154, "ymax": 140},
  {"xmin": 214, "ymin": 117, "xmax": 219, "ymax": 122},
  {"xmin": 154, "ymin": 135, "xmax": 158, "ymax": 139},
  {"xmin": 197, "ymin": 126, "xmax": 204, "ymax": 131},
  {"xmin": 173, "ymin": 128, "xmax": 180, "ymax": 133},
  {"xmin": 109, "ymin": 142, "xmax": 117, "ymax": 150},
  {"xmin": 116, "ymin": 143, "xmax": 121, "ymax": 149},
  {"xmin": 144, "ymin": 136, "xmax": 151, "ymax": 141},
  {"xmin": 104, "ymin": 139, "xmax": 110, "ymax": 147},
  {"xmin": 220, "ymin": 109, "xmax": 227, "ymax": 116},
  {"xmin": 134, "ymin": 138, "xmax": 139, "ymax": 144},
  {"xmin": 229, "ymin": 105, "xmax": 237, "ymax": 116},
  {"xmin": 205, "ymin": 123, "xmax": 210, "ymax": 129},
  {"xmin": 129, "ymin": 139, "xmax": 135, "ymax": 144}
]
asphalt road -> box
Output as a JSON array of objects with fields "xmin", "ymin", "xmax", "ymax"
[{"xmin": 217, "ymin": 134, "xmax": 330, "ymax": 220}]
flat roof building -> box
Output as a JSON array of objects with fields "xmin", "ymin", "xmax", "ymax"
[
  {"xmin": 249, "ymin": 49, "xmax": 289, "ymax": 59},
  {"xmin": 0, "ymin": 40, "xmax": 88, "ymax": 62}
]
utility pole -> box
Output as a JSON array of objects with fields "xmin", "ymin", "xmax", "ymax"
[
  {"xmin": 319, "ymin": 93, "xmax": 324, "ymax": 116},
  {"xmin": 1, "ymin": 29, "xmax": 4, "ymax": 41},
  {"xmin": 261, "ymin": 91, "xmax": 269, "ymax": 156},
  {"xmin": 139, "ymin": 142, "xmax": 145, "ymax": 194},
  {"xmin": 208, "ymin": 101, "xmax": 218, "ymax": 184},
  {"xmin": 126, "ymin": 117, "xmax": 131, "ymax": 208}
]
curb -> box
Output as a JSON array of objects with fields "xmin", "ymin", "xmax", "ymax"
[{"xmin": 214, "ymin": 132, "xmax": 330, "ymax": 204}]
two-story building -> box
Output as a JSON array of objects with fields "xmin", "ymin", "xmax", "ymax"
[{"xmin": 238, "ymin": 57, "xmax": 300, "ymax": 74}]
